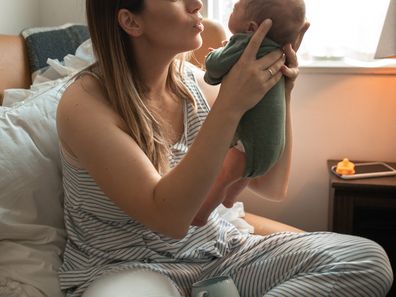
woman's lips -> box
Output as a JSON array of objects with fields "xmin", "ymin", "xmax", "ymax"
[{"xmin": 194, "ymin": 23, "xmax": 204, "ymax": 32}]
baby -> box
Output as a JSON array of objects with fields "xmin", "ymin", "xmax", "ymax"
[{"xmin": 192, "ymin": 0, "xmax": 306, "ymax": 226}]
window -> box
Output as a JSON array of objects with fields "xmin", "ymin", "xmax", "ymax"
[{"xmin": 205, "ymin": 0, "xmax": 393, "ymax": 66}]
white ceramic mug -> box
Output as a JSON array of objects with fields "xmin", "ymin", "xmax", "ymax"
[{"xmin": 191, "ymin": 275, "xmax": 240, "ymax": 297}]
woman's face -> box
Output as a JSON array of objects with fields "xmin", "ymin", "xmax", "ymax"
[
  {"xmin": 228, "ymin": 0, "xmax": 251, "ymax": 34},
  {"xmin": 137, "ymin": 0, "xmax": 204, "ymax": 53}
]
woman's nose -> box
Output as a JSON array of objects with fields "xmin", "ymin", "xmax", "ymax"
[{"xmin": 187, "ymin": 0, "xmax": 203, "ymax": 14}]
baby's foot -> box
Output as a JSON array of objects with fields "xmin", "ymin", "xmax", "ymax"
[
  {"xmin": 222, "ymin": 178, "xmax": 250, "ymax": 208},
  {"xmin": 191, "ymin": 185, "xmax": 227, "ymax": 226}
]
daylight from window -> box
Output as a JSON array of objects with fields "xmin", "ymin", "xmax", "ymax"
[{"xmin": 206, "ymin": 0, "xmax": 392, "ymax": 66}]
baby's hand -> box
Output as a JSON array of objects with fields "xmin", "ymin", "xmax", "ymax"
[
  {"xmin": 208, "ymin": 39, "xmax": 228, "ymax": 53},
  {"xmin": 221, "ymin": 40, "xmax": 228, "ymax": 47}
]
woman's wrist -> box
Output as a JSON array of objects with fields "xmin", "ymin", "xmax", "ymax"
[{"xmin": 211, "ymin": 93, "xmax": 244, "ymax": 123}]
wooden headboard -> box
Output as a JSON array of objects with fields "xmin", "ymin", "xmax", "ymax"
[
  {"xmin": 0, "ymin": 19, "xmax": 226, "ymax": 105},
  {"xmin": 0, "ymin": 35, "xmax": 31, "ymax": 104}
]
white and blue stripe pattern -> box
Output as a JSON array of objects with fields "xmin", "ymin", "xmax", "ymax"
[{"xmin": 59, "ymin": 64, "xmax": 393, "ymax": 297}]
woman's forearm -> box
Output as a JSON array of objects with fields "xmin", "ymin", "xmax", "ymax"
[{"xmin": 153, "ymin": 99, "xmax": 242, "ymax": 236}]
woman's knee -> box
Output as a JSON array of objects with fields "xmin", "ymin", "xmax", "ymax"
[
  {"xmin": 82, "ymin": 269, "xmax": 181, "ymax": 297},
  {"xmin": 330, "ymin": 234, "xmax": 393, "ymax": 295},
  {"xmin": 361, "ymin": 237, "xmax": 394, "ymax": 293}
]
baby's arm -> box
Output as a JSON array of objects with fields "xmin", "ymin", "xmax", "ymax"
[{"xmin": 204, "ymin": 34, "xmax": 250, "ymax": 85}]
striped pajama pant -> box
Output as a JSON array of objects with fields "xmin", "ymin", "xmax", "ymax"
[
  {"xmin": 158, "ymin": 231, "xmax": 393, "ymax": 296},
  {"xmin": 78, "ymin": 231, "xmax": 393, "ymax": 297}
]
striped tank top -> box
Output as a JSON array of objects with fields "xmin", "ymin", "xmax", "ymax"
[{"xmin": 58, "ymin": 65, "xmax": 245, "ymax": 294}]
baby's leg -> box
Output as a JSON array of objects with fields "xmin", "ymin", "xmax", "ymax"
[
  {"xmin": 191, "ymin": 148, "xmax": 246, "ymax": 226},
  {"xmin": 222, "ymin": 177, "xmax": 250, "ymax": 208}
]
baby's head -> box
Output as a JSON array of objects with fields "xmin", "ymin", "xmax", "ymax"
[{"xmin": 228, "ymin": 0, "xmax": 306, "ymax": 45}]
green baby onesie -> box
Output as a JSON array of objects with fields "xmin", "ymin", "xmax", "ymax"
[{"xmin": 204, "ymin": 33, "xmax": 285, "ymax": 178}]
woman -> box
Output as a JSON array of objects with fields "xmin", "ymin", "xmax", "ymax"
[{"xmin": 56, "ymin": 0, "xmax": 393, "ymax": 296}]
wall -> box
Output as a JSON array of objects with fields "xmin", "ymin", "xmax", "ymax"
[
  {"xmin": 0, "ymin": 0, "xmax": 40, "ymax": 34},
  {"xmin": 38, "ymin": 0, "xmax": 85, "ymax": 27},
  {"xmin": 0, "ymin": 0, "xmax": 85, "ymax": 34},
  {"xmin": 240, "ymin": 70, "xmax": 396, "ymax": 231}
]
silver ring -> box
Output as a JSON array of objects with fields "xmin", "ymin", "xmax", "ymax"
[{"xmin": 267, "ymin": 68, "xmax": 274, "ymax": 77}]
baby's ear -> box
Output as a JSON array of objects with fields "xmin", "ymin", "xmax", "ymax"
[
  {"xmin": 248, "ymin": 21, "xmax": 259, "ymax": 32},
  {"xmin": 293, "ymin": 21, "xmax": 310, "ymax": 51}
]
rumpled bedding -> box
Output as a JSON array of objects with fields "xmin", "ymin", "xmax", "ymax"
[
  {"xmin": 2, "ymin": 38, "xmax": 94, "ymax": 107},
  {"xmin": 0, "ymin": 279, "xmax": 43, "ymax": 297},
  {"xmin": 0, "ymin": 39, "xmax": 94, "ymax": 297}
]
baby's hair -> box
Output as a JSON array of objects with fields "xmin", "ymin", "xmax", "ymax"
[{"xmin": 246, "ymin": 0, "xmax": 305, "ymax": 45}]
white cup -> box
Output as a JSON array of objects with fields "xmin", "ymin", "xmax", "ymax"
[{"xmin": 191, "ymin": 275, "xmax": 240, "ymax": 297}]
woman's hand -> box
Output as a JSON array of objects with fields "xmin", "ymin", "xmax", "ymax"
[
  {"xmin": 216, "ymin": 19, "xmax": 285, "ymax": 117},
  {"xmin": 281, "ymin": 22, "xmax": 310, "ymax": 94}
]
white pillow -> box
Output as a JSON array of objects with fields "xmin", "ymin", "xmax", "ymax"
[{"xmin": 0, "ymin": 79, "xmax": 68, "ymax": 297}]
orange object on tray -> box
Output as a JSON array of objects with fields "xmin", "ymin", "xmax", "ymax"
[{"xmin": 336, "ymin": 158, "xmax": 355, "ymax": 175}]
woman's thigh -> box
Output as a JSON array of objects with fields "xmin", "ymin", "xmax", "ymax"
[
  {"xmin": 204, "ymin": 232, "xmax": 393, "ymax": 297},
  {"xmin": 82, "ymin": 269, "xmax": 182, "ymax": 297}
]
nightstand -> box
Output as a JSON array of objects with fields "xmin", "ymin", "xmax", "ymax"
[{"xmin": 328, "ymin": 160, "xmax": 396, "ymax": 296}]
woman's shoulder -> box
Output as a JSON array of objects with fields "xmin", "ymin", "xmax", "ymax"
[
  {"xmin": 58, "ymin": 72, "xmax": 116, "ymax": 119},
  {"xmin": 62, "ymin": 73, "xmax": 106, "ymax": 105},
  {"xmin": 57, "ymin": 73, "xmax": 126, "ymax": 141}
]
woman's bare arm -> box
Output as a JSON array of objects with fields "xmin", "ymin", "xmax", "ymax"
[{"xmin": 58, "ymin": 75, "xmax": 242, "ymax": 239}]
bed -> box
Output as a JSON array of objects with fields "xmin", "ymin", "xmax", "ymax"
[{"xmin": 0, "ymin": 19, "xmax": 301, "ymax": 297}]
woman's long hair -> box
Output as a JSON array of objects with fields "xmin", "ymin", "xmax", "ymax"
[{"xmin": 85, "ymin": 0, "xmax": 196, "ymax": 174}]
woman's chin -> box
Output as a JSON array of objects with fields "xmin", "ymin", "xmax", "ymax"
[
  {"xmin": 181, "ymin": 41, "xmax": 203, "ymax": 54},
  {"xmin": 192, "ymin": 36, "xmax": 203, "ymax": 50}
]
